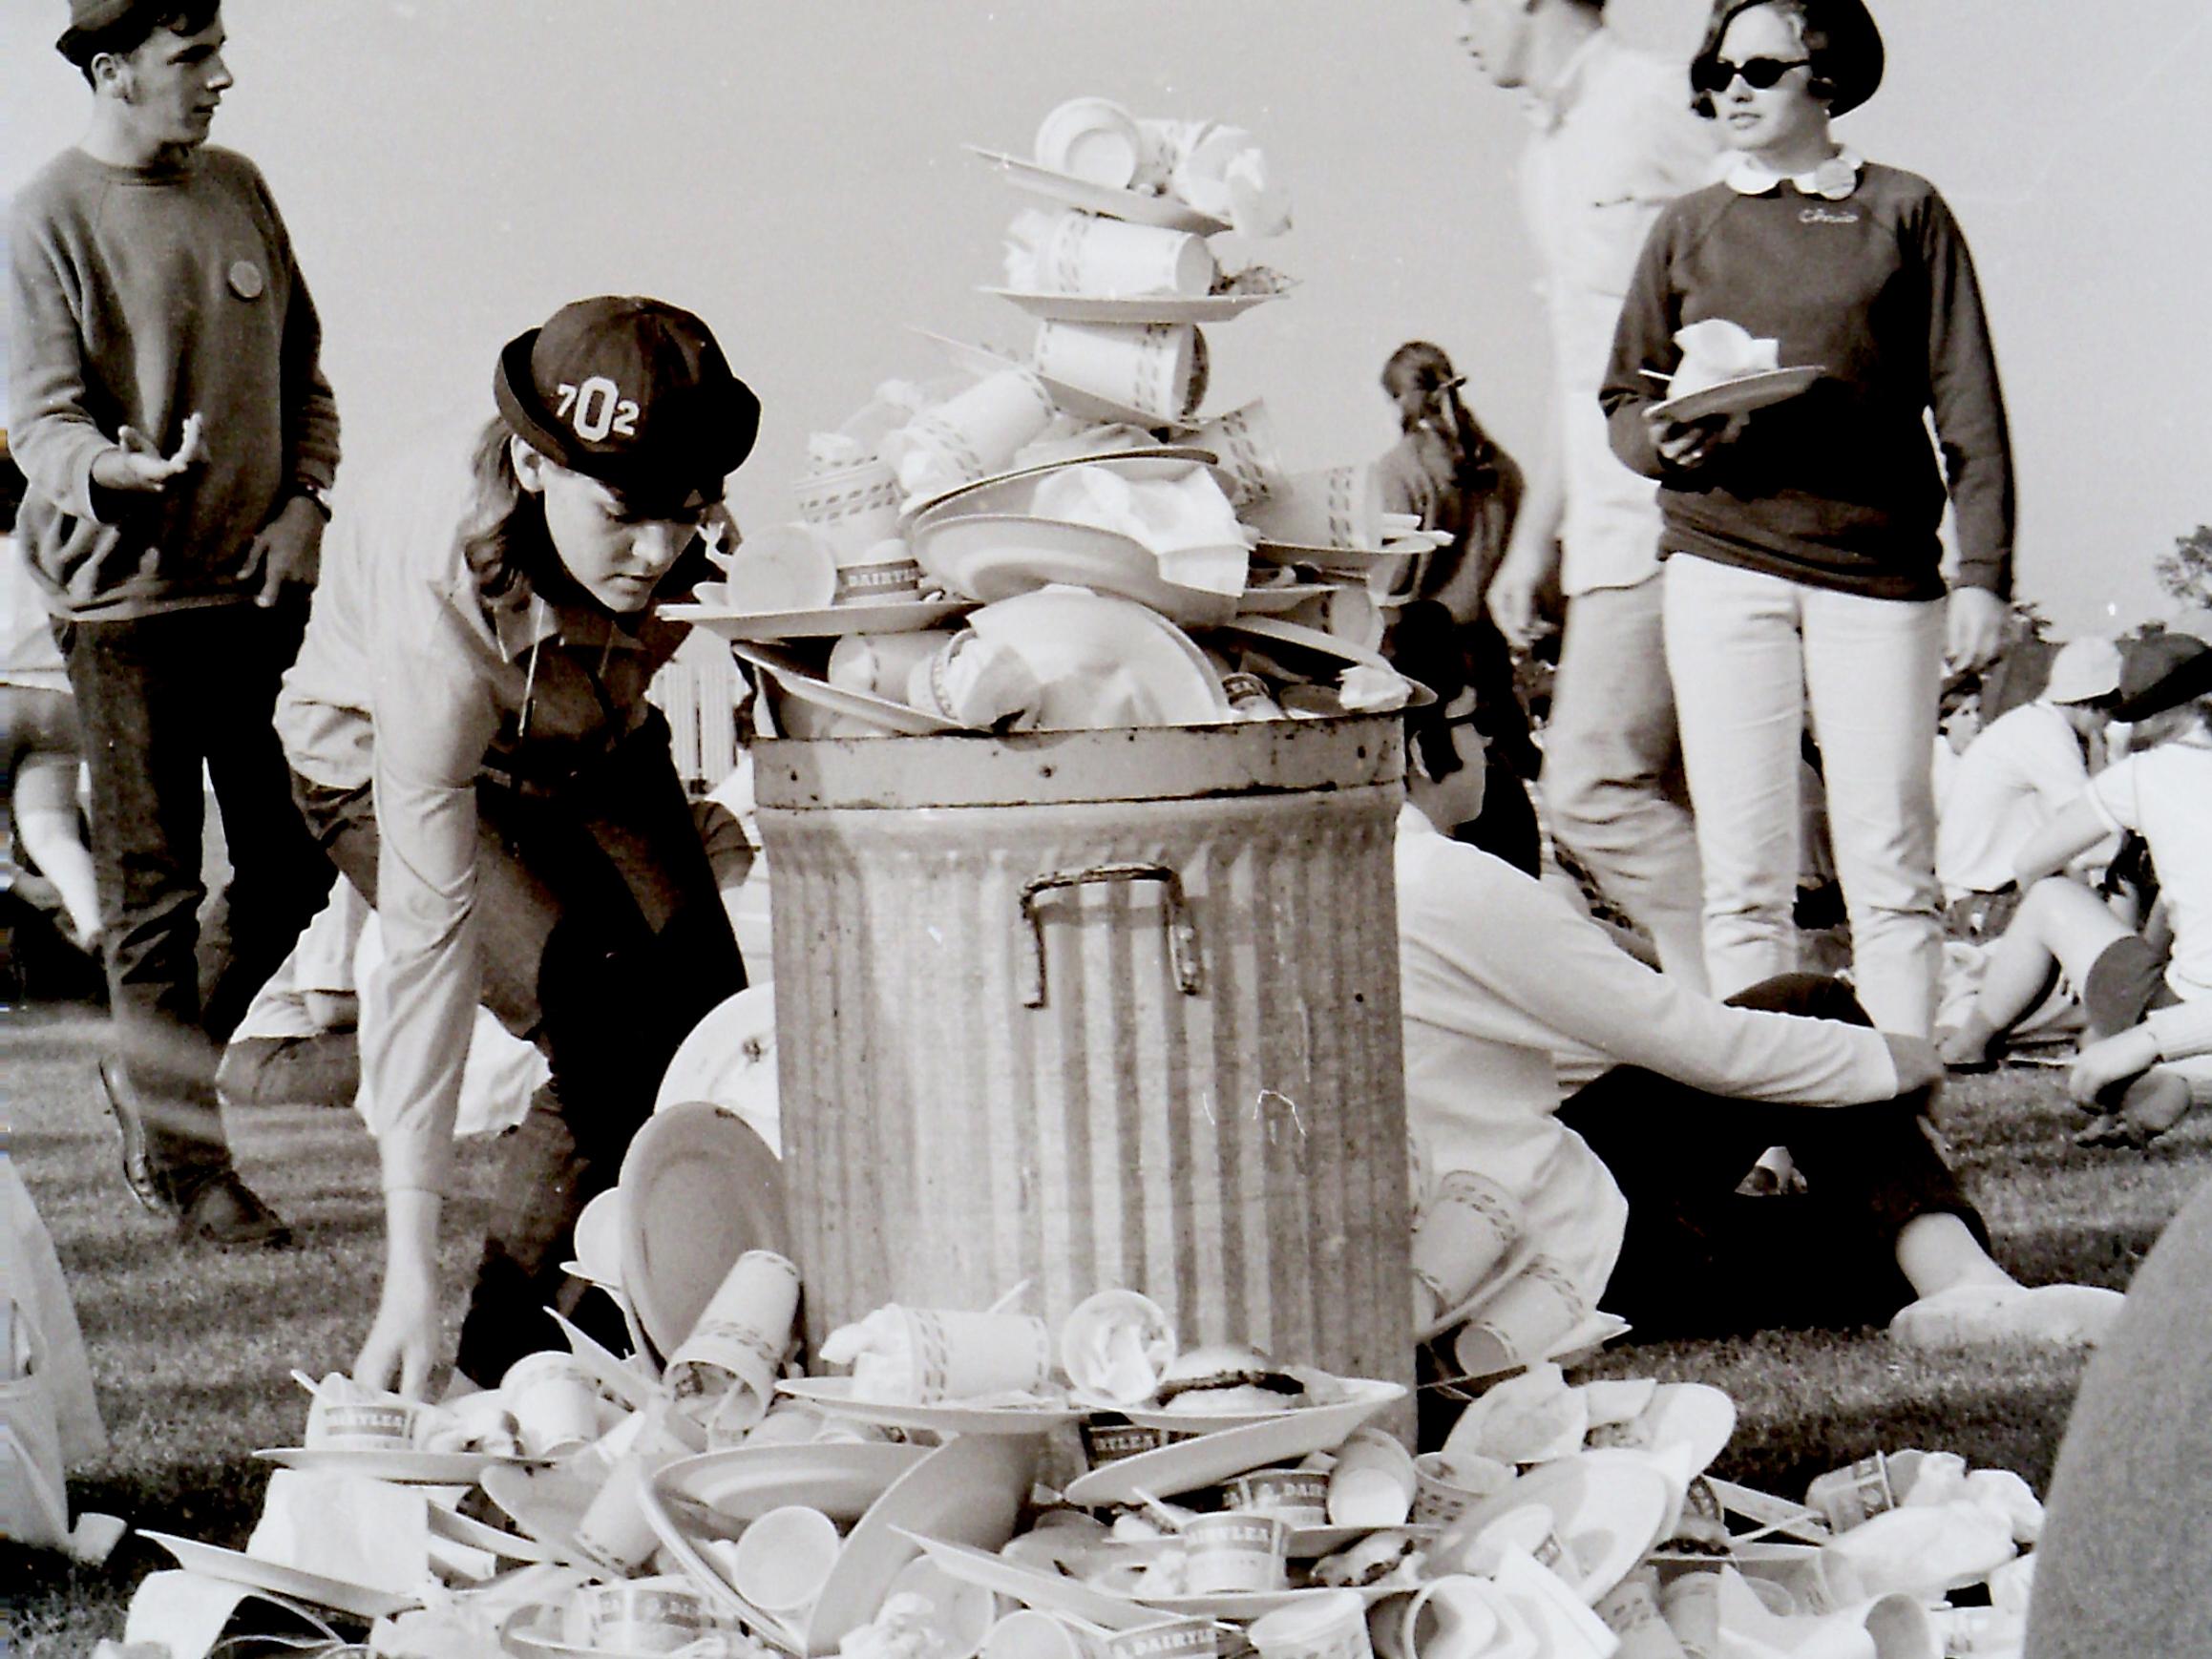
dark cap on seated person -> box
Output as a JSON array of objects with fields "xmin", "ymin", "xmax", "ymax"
[
  {"xmin": 2114, "ymin": 633, "xmax": 2212, "ymax": 724},
  {"xmin": 1693, "ymin": 0, "xmax": 1885, "ymax": 117},
  {"xmin": 495, "ymin": 295, "xmax": 763, "ymax": 518}
]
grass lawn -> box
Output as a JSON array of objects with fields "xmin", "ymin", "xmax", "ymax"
[{"xmin": 6, "ymin": 997, "xmax": 2207, "ymax": 1654}]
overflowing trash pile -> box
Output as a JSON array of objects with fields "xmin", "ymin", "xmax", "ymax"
[
  {"xmin": 116, "ymin": 1215, "xmax": 2046, "ymax": 1659},
  {"xmin": 661, "ymin": 97, "xmax": 1443, "ymax": 739}
]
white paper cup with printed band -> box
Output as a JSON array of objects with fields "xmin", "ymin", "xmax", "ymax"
[
  {"xmin": 665, "ymin": 1249, "xmax": 801, "ymax": 1437},
  {"xmin": 1804, "ymin": 1452, "xmax": 1897, "ymax": 1533},
  {"xmin": 1225, "ymin": 1468, "xmax": 1333, "ymax": 1527},
  {"xmin": 580, "ymin": 1576, "xmax": 715, "ymax": 1655},
  {"xmin": 1081, "ymin": 1419, "xmax": 1169, "ymax": 1469},
  {"xmin": 1327, "ymin": 1427, "xmax": 1418, "ymax": 1527},
  {"xmin": 1412, "ymin": 1173, "xmax": 1524, "ymax": 1329},
  {"xmin": 1592, "ymin": 1570, "xmax": 1680, "ymax": 1659},
  {"xmin": 720, "ymin": 522, "xmax": 841, "ymax": 615},
  {"xmin": 1190, "ymin": 401, "xmax": 1283, "ymax": 506},
  {"xmin": 987, "ymin": 1609, "xmax": 1107, "ymax": 1659},
  {"xmin": 796, "ymin": 456, "xmax": 906, "ymax": 558},
  {"xmin": 833, "ymin": 536, "xmax": 924, "ymax": 606},
  {"xmin": 1105, "ymin": 1619, "xmax": 1218, "ymax": 1659},
  {"xmin": 1034, "ymin": 211, "xmax": 1218, "ymax": 299},
  {"xmin": 892, "ymin": 370, "xmax": 1059, "ymax": 495},
  {"xmin": 1032, "ymin": 321, "xmax": 1208, "ymax": 423},
  {"xmin": 1410, "ymin": 1452, "xmax": 1514, "ymax": 1527},
  {"xmin": 501, "ymin": 1351, "xmax": 602, "ymax": 1459},
  {"xmin": 727, "ymin": 1503, "xmax": 842, "ymax": 1617},
  {"xmin": 575, "ymin": 1454, "xmax": 664, "ymax": 1574},
  {"xmin": 1242, "ymin": 467, "xmax": 1384, "ymax": 552},
  {"xmin": 1247, "ymin": 1589, "xmax": 1373, "ymax": 1659},
  {"xmin": 890, "ymin": 1305, "xmax": 1055, "ymax": 1402},
  {"xmin": 305, "ymin": 1388, "xmax": 418, "ymax": 1452},
  {"xmin": 1033, "ymin": 97, "xmax": 1147, "ymax": 188},
  {"xmin": 1447, "ymin": 1261, "xmax": 1587, "ymax": 1382},
  {"xmin": 1181, "ymin": 1512, "xmax": 1291, "ymax": 1594}
]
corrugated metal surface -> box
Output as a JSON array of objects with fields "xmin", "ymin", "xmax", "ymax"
[{"xmin": 755, "ymin": 720, "xmax": 1411, "ymax": 1390}]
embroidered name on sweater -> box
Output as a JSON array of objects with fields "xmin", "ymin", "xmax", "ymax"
[{"xmin": 1799, "ymin": 206, "xmax": 1860, "ymax": 225}]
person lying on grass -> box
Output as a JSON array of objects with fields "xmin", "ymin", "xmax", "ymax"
[
  {"xmin": 1390, "ymin": 614, "xmax": 2123, "ymax": 1351},
  {"xmin": 1939, "ymin": 633, "xmax": 2212, "ymax": 1148}
]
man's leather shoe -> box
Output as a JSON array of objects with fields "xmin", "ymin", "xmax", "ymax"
[
  {"xmin": 97, "ymin": 1059, "xmax": 176, "ymax": 1216},
  {"xmin": 175, "ymin": 1171, "xmax": 293, "ymax": 1249}
]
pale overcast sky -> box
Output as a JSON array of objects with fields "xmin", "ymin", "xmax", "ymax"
[{"xmin": 7, "ymin": 0, "xmax": 2207, "ymax": 632}]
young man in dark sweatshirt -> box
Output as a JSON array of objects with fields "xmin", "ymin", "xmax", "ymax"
[{"xmin": 10, "ymin": 0, "xmax": 340, "ymax": 1245}]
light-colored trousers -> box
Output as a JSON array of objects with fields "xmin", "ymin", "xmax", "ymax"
[
  {"xmin": 1663, "ymin": 555, "xmax": 1946, "ymax": 1038},
  {"xmin": 1543, "ymin": 573, "xmax": 1710, "ymax": 992}
]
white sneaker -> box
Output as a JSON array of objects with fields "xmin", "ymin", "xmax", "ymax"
[{"xmin": 1888, "ymin": 1282, "xmax": 2125, "ymax": 1349}]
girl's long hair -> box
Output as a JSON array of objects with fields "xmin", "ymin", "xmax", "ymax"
[{"xmin": 458, "ymin": 416, "xmax": 553, "ymax": 602}]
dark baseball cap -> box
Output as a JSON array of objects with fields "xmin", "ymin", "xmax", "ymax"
[
  {"xmin": 494, "ymin": 296, "xmax": 761, "ymax": 516},
  {"xmin": 2115, "ymin": 632, "xmax": 2212, "ymax": 723}
]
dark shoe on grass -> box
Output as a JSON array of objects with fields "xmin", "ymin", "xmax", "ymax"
[
  {"xmin": 97, "ymin": 1058, "xmax": 177, "ymax": 1217},
  {"xmin": 175, "ymin": 1170, "xmax": 294, "ymax": 1249}
]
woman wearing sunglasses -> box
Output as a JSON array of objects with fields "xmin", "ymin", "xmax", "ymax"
[
  {"xmin": 1598, "ymin": 0, "xmax": 2013, "ymax": 1038},
  {"xmin": 275, "ymin": 296, "xmax": 761, "ymax": 1396}
]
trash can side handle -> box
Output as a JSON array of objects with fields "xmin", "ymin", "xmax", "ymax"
[{"xmin": 1019, "ymin": 862, "xmax": 1204, "ymax": 1009}]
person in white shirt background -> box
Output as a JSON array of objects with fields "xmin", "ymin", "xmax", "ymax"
[
  {"xmin": 1389, "ymin": 610, "xmax": 2123, "ymax": 1376},
  {"xmin": 1936, "ymin": 634, "xmax": 2121, "ymax": 937},
  {"xmin": 1453, "ymin": 0, "xmax": 1718, "ymax": 992}
]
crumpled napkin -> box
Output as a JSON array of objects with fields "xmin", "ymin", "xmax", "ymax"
[
  {"xmin": 1443, "ymin": 1361, "xmax": 1591, "ymax": 1465},
  {"xmin": 248, "ymin": 1468, "xmax": 431, "ymax": 1594},
  {"xmin": 1030, "ymin": 464, "xmax": 1248, "ymax": 595},
  {"xmin": 1169, "ymin": 126, "xmax": 1294, "ymax": 238},
  {"xmin": 1820, "ymin": 1498, "xmax": 2018, "ymax": 1600},
  {"xmin": 1670, "ymin": 319, "xmax": 1780, "ymax": 399},
  {"xmin": 837, "ymin": 1590, "xmax": 956, "ymax": 1659},
  {"xmin": 1706, "ymin": 1565, "xmax": 1937, "ymax": 1659},
  {"xmin": 1338, "ymin": 663, "xmax": 1414, "ymax": 713}
]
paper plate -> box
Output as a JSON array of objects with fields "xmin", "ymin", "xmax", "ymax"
[
  {"xmin": 966, "ymin": 588, "xmax": 1235, "ymax": 730},
  {"xmin": 1211, "ymin": 616, "xmax": 1394, "ymax": 674},
  {"xmin": 913, "ymin": 514, "xmax": 1241, "ymax": 627},
  {"xmin": 1442, "ymin": 1450, "xmax": 1675, "ymax": 1606},
  {"xmin": 1251, "ymin": 541, "xmax": 1418, "ymax": 573},
  {"xmin": 653, "ymin": 986, "xmax": 780, "ymax": 1153},
  {"xmin": 896, "ymin": 1533, "xmax": 1186, "ymax": 1631},
  {"xmin": 252, "ymin": 1446, "xmax": 537, "ymax": 1485},
  {"xmin": 137, "ymin": 1531, "xmax": 422, "ymax": 1621},
  {"xmin": 649, "ymin": 1432, "xmax": 1035, "ymax": 1655},
  {"xmin": 618, "ymin": 1102, "xmax": 790, "ymax": 1361},
  {"xmin": 964, "ymin": 146, "xmax": 1231, "ymax": 234},
  {"xmin": 1108, "ymin": 1376, "xmax": 1407, "ymax": 1435},
  {"xmin": 658, "ymin": 1442, "xmax": 932, "ymax": 1526},
  {"xmin": 734, "ymin": 640, "xmax": 964, "ymax": 739},
  {"xmin": 1649, "ymin": 365, "xmax": 1822, "ymax": 423},
  {"xmin": 426, "ymin": 1501, "xmax": 558, "ymax": 1564},
  {"xmin": 980, "ymin": 289, "xmax": 1282, "ymax": 326},
  {"xmin": 1236, "ymin": 582, "xmax": 1339, "ymax": 616},
  {"xmin": 546, "ymin": 1307, "xmax": 661, "ymax": 1412},
  {"xmin": 1636, "ymin": 1384, "xmax": 1736, "ymax": 1478},
  {"xmin": 1063, "ymin": 1382, "xmax": 1406, "ymax": 1505},
  {"xmin": 776, "ymin": 1376, "xmax": 1088, "ymax": 1437},
  {"xmin": 1545, "ymin": 1312, "xmax": 1632, "ymax": 1370},
  {"xmin": 904, "ymin": 446, "xmax": 1224, "ymax": 524},
  {"xmin": 1141, "ymin": 1585, "xmax": 1398, "ymax": 1621},
  {"xmin": 664, "ymin": 598, "xmax": 976, "ymax": 641}
]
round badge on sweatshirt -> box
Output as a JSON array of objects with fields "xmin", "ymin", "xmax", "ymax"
[{"xmin": 228, "ymin": 260, "xmax": 264, "ymax": 301}]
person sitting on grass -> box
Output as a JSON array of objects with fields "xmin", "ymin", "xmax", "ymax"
[
  {"xmin": 1390, "ymin": 623, "xmax": 2125, "ymax": 1354},
  {"xmin": 1938, "ymin": 633, "xmax": 2212, "ymax": 1148}
]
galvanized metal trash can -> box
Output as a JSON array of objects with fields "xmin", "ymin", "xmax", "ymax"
[{"xmin": 752, "ymin": 715, "xmax": 1412, "ymax": 1392}]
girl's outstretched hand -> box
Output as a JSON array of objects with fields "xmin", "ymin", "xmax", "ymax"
[{"xmin": 354, "ymin": 1188, "xmax": 443, "ymax": 1398}]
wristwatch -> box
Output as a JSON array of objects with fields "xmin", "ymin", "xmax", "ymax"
[{"xmin": 294, "ymin": 482, "xmax": 332, "ymax": 520}]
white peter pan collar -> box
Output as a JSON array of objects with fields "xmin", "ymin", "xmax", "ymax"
[{"xmin": 1724, "ymin": 146, "xmax": 1864, "ymax": 201}]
